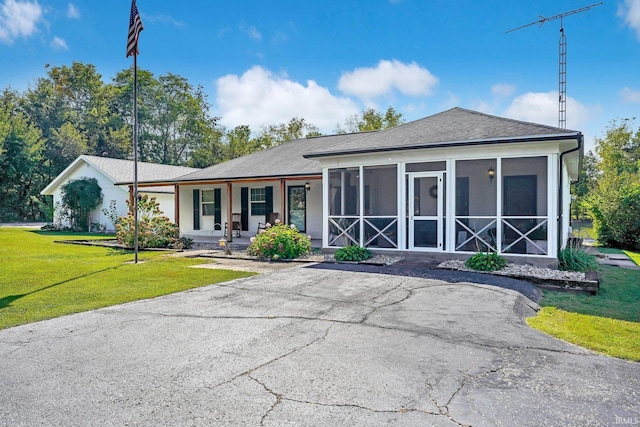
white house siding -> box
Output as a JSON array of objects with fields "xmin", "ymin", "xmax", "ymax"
[
  {"xmin": 48, "ymin": 162, "xmax": 178, "ymax": 231},
  {"xmin": 49, "ymin": 162, "xmax": 129, "ymax": 231},
  {"xmin": 144, "ymin": 191, "xmax": 176, "ymax": 223},
  {"xmin": 302, "ymin": 179, "xmax": 323, "ymax": 239}
]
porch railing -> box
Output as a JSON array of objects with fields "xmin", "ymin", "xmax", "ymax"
[
  {"xmin": 328, "ymin": 216, "xmax": 398, "ymax": 248},
  {"xmin": 455, "ymin": 217, "xmax": 497, "ymax": 252},
  {"xmin": 363, "ymin": 216, "xmax": 398, "ymax": 248},
  {"xmin": 501, "ymin": 217, "xmax": 548, "ymax": 255},
  {"xmin": 328, "ymin": 216, "xmax": 360, "ymax": 246}
]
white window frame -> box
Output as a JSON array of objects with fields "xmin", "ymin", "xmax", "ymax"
[
  {"xmin": 201, "ymin": 189, "xmax": 215, "ymax": 216},
  {"xmin": 250, "ymin": 188, "xmax": 266, "ymax": 216}
]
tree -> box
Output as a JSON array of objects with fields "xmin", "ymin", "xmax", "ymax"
[
  {"xmin": 224, "ymin": 125, "xmax": 259, "ymax": 160},
  {"xmin": 60, "ymin": 178, "xmax": 103, "ymax": 231},
  {"xmin": 0, "ymin": 90, "xmax": 45, "ymax": 221},
  {"xmin": 335, "ymin": 106, "xmax": 404, "ymax": 133},
  {"xmin": 22, "ymin": 62, "xmax": 130, "ymax": 187},
  {"xmin": 256, "ymin": 117, "xmax": 321, "ymax": 148},
  {"xmin": 112, "ymin": 69, "xmax": 219, "ymax": 166},
  {"xmin": 588, "ymin": 119, "xmax": 640, "ymax": 249},
  {"xmin": 570, "ymin": 151, "xmax": 597, "ymax": 220}
]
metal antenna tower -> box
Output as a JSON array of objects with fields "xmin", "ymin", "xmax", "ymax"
[{"xmin": 507, "ymin": 3, "xmax": 602, "ymax": 129}]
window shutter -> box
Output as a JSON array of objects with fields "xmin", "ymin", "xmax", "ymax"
[
  {"xmin": 193, "ymin": 189, "xmax": 200, "ymax": 230},
  {"xmin": 265, "ymin": 186, "xmax": 273, "ymax": 222},
  {"xmin": 214, "ymin": 188, "xmax": 221, "ymax": 230},
  {"xmin": 241, "ymin": 187, "xmax": 249, "ymax": 231}
]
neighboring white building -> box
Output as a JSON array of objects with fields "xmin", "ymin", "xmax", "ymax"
[{"xmin": 41, "ymin": 155, "xmax": 199, "ymax": 231}]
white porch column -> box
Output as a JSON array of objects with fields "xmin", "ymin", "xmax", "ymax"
[
  {"xmin": 322, "ymin": 168, "xmax": 329, "ymax": 248},
  {"xmin": 548, "ymin": 154, "xmax": 559, "ymax": 257}
]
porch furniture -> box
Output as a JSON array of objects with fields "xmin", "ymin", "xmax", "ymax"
[
  {"xmin": 224, "ymin": 213, "xmax": 242, "ymax": 238},
  {"xmin": 257, "ymin": 212, "xmax": 279, "ymax": 234}
]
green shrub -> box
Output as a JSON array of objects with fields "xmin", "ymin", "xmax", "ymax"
[
  {"xmin": 558, "ymin": 243, "xmax": 598, "ymax": 272},
  {"xmin": 60, "ymin": 177, "xmax": 103, "ymax": 231},
  {"xmin": 246, "ymin": 221, "xmax": 311, "ymax": 260},
  {"xmin": 465, "ymin": 252, "xmax": 507, "ymax": 272},
  {"xmin": 334, "ymin": 245, "xmax": 371, "ymax": 262},
  {"xmin": 590, "ymin": 185, "xmax": 640, "ymax": 250},
  {"xmin": 170, "ymin": 236, "xmax": 194, "ymax": 250},
  {"xmin": 116, "ymin": 195, "xmax": 184, "ymax": 249}
]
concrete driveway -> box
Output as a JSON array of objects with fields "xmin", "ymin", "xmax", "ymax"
[{"xmin": 0, "ymin": 266, "xmax": 638, "ymax": 426}]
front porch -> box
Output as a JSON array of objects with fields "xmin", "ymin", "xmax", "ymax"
[{"xmin": 175, "ymin": 177, "xmax": 324, "ymax": 243}]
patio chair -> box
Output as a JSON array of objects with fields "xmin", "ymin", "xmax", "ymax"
[
  {"xmin": 224, "ymin": 213, "xmax": 242, "ymax": 238},
  {"xmin": 257, "ymin": 212, "xmax": 279, "ymax": 234}
]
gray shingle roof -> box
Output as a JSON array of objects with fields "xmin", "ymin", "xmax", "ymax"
[
  {"xmin": 305, "ymin": 107, "xmax": 580, "ymax": 158},
  {"xmin": 169, "ymin": 132, "xmax": 370, "ymax": 183},
  {"xmin": 137, "ymin": 107, "xmax": 582, "ymax": 184},
  {"xmin": 84, "ymin": 156, "xmax": 200, "ymax": 184}
]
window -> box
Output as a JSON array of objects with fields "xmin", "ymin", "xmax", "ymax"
[
  {"xmin": 251, "ymin": 188, "xmax": 266, "ymax": 216},
  {"xmin": 202, "ymin": 190, "xmax": 215, "ymax": 216},
  {"xmin": 329, "ymin": 168, "xmax": 360, "ymax": 216}
]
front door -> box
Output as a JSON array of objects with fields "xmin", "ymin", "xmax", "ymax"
[
  {"xmin": 288, "ymin": 186, "xmax": 306, "ymax": 232},
  {"xmin": 409, "ymin": 173, "xmax": 443, "ymax": 250}
]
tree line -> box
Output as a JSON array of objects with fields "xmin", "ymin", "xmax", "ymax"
[
  {"xmin": 572, "ymin": 120, "xmax": 640, "ymax": 250},
  {"xmin": 0, "ymin": 61, "xmax": 403, "ymax": 222}
]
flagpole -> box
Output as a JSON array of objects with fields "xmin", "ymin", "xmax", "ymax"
[
  {"xmin": 133, "ymin": 53, "xmax": 139, "ymax": 264},
  {"xmin": 127, "ymin": 0, "xmax": 143, "ymax": 264}
]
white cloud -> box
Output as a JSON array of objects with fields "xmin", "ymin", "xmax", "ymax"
[
  {"xmin": 143, "ymin": 14, "xmax": 184, "ymax": 28},
  {"xmin": 338, "ymin": 59, "xmax": 438, "ymax": 100},
  {"xmin": 492, "ymin": 83, "xmax": 516, "ymax": 98},
  {"xmin": 50, "ymin": 35, "xmax": 67, "ymax": 50},
  {"xmin": 620, "ymin": 86, "xmax": 640, "ymax": 103},
  {"xmin": 66, "ymin": 3, "xmax": 79, "ymax": 19},
  {"xmin": 618, "ymin": 0, "xmax": 640, "ymax": 39},
  {"xmin": 0, "ymin": 0, "xmax": 43, "ymax": 44},
  {"xmin": 239, "ymin": 22, "xmax": 261, "ymax": 41},
  {"xmin": 502, "ymin": 91, "xmax": 591, "ymax": 130},
  {"xmin": 215, "ymin": 66, "xmax": 359, "ymax": 132}
]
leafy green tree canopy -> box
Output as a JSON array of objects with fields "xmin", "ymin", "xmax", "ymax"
[
  {"xmin": 335, "ymin": 106, "xmax": 404, "ymax": 133},
  {"xmin": 0, "ymin": 90, "xmax": 45, "ymax": 221},
  {"xmin": 588, "ymin": 119, "xmax": 640, "ymax": 249}
]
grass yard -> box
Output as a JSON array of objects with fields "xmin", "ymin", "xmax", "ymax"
[
  {"xmin": 0, "ymin": 228, "xmax": 254, "ymax": 330},
  {"xmin": 571, "ymin": 219, "xmax": 596, "ymax": 240},
  {"xmin": 527, "ymin": 250, "xmax": 640, "ymax": 362}
]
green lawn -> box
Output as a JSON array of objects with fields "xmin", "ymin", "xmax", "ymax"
[
  {"xmin": 527, "ymin": 250, "xmax": 640, "ymax": 361},
  {"xmin": 0, "ymin": 228, "xmax": 254, "ymax": 330}
]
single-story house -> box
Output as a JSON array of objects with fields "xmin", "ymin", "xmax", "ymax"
[
  {"xmin": 132, "ymin": 107, "xmax": 583, "ymax": 263},
  {"xmin": 41, "ymin": 155, "xmax": 199, "ymax": 231}
]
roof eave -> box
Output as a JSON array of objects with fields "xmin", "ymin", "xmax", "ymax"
[
  {"xmin": 117, "ymin": 172, "xmax": 323, "ymax": 187},
  {"xmin": 41, "ymin": 155, "xmax": 119, "ymax": 195},
  {"xmin": 304, "ymin": 133, "xmax": 581, "ymax": 159}
]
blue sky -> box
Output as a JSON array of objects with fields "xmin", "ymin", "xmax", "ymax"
[{"xmin": 1, "ymin": 0, "xmax": 639, "ymax": 152}]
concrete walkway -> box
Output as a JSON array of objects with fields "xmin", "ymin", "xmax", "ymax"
[
  {"xmin": 0, "ymin": 267, "xmax": 638, "ymax": 426},
  {"xmin": 597, "ymin": 251, "xmax": 640, "ymax": 270}
]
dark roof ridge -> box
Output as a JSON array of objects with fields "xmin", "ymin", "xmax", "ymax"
[{"xmin": 446, "ymin": 107, "xmax": 578, "ymax": 133}]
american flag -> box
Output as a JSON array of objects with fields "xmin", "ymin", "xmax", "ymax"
[{"xmin": 126, "ymin": 0, "xmax": 144, "ymax": 57}]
